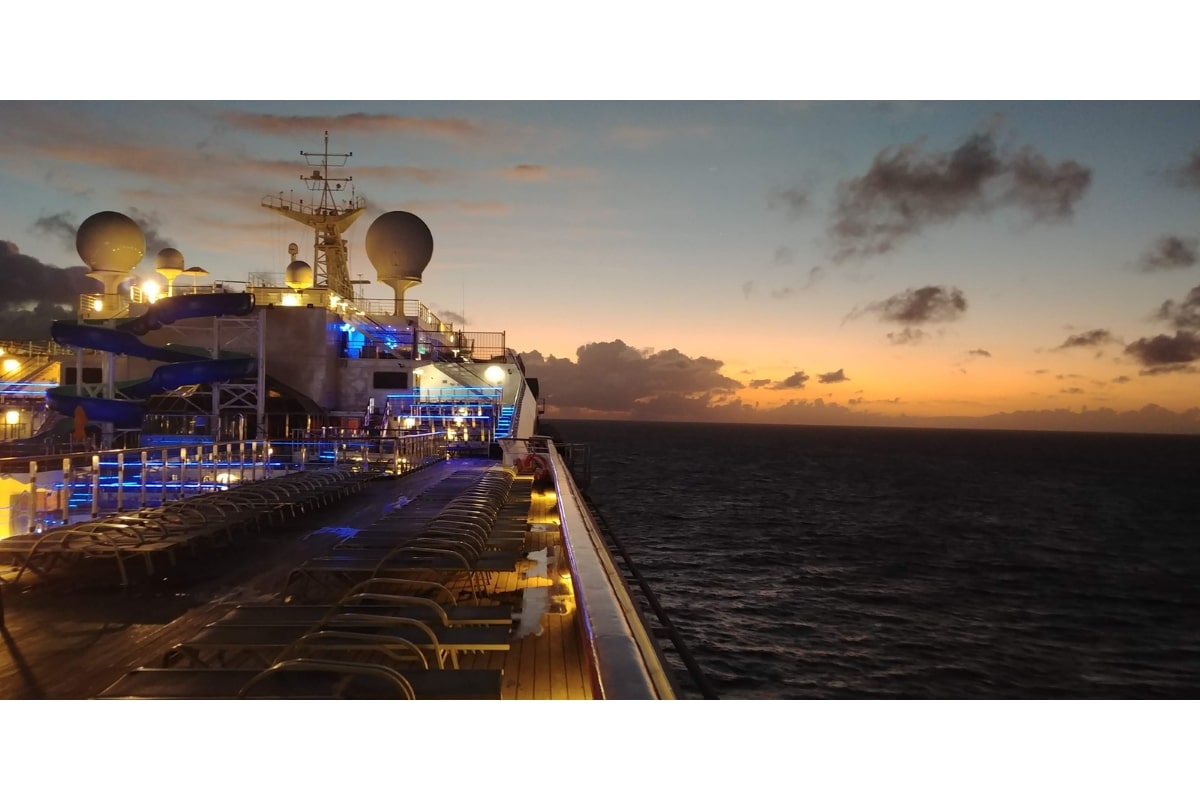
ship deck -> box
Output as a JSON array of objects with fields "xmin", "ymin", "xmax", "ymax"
[{"xmin": 0, "ymin": 458, "xmax": 593, "ymax": 700}]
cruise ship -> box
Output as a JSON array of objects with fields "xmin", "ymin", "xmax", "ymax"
[{"xmin": 0, "ymin": 136, "xmax": 710, "ymax": 700}]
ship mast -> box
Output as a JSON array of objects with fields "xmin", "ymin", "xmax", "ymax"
[{"xmin": 261, "ymin": 131, "xmax": 366, "ymax": 299}]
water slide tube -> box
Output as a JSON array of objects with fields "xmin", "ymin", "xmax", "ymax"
[{"xmin": 46, "ymin": 293, "xmax": 256, "ymax": 426}]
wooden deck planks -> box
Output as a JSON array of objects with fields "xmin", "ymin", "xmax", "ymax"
[{"xmin": 549, "ymin": 612, "xmax": 568, "ymax": 699}]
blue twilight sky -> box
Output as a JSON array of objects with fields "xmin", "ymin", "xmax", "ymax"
[{"xmin": 3, "ymin": 7, "xmax": 1198, "ymax": 433}]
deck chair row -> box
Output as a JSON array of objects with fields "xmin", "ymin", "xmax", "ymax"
[
  {"xmin": 284, "ymin": 467, "xmax": 530, "ymax": 602},
  {"xmin": 101, "ymin": 576, "xmax": 513, "ymax": 699},
  {"xmin": 0, "ymin": 468, "xmax": 371, "ymax": 588}
]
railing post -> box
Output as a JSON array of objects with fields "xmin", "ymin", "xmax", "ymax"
[
  {"xmin": 91, "ymin": 454, "xmax": 100, "ymax": 519},
  {"xmin": 179, "ymin": 447, "xmax": 187, "ymax": 500},
  {"xmin": 209, "ymin": 442, "xmax": 219, "ymax": 491},
  {"xmin": 140, "ymin": 450, "xmax": 147, "ymax": 508},
  {"xmin": 60, "ymin": 457, "xmax": 70, "ymax": 525},
  {"xmin": 27, "ymin": 459, "xmax": 38, "ymax": 533},
  {"xmin": 116, "ymin": 451, "xmax": 124, "ymax": 512}
]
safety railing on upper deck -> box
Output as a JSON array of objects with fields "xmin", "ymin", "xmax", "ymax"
[
  {"xmin": 0, "ymin": 440, "xmax": 275, "ymax": 539},
  {"xmin": 76, "ymin": 283, "xmax": 247, "ymax": 323},
  {"xmin": 261, "ymin": 192, "xmax": 367, "ymax": 218},
  {"xmin": 283, "ymin": 429, "xmax": 447, "ymax": 475},
  {"xmin": 527, "ymin": 437, "xmax": 680, "ymax": 699},
  {"xmin": 0, "ymin": 340, "xmax": 76, "ymax": 359},
  {"xmin": 526, "ymin": 436, "xmax": 717, "ymax": 699}
]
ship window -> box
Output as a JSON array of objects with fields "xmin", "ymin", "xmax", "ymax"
[{"xmin": 373, "ymin": 371, "xmax": 408, "ymax": 389}]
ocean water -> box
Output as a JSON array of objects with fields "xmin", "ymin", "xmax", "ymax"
[{"xmin": 546, "ymin": 420, "xmax": 1200, "ymax": 699}]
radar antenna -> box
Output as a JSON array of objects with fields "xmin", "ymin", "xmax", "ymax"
[{"xmin": 261, "ymin": 131, "xmax": 366, "ymax": 299}]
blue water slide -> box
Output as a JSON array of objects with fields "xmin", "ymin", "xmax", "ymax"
[
  {"xmin": 114, "ymin": 291, "xmax": 254, "ymax": 336},
  {"xmin": 46, "ymin": 293, "xmax": 257, "ymax": 426}
]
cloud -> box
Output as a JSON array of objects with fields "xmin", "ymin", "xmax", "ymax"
[
  {"xmin": 506, "ymin": 164, "xmax": 548, "ymax": 181},
  {"xmin": 1155, "ymin": 284, "xmax": 1200, "ymax": 329},
  {"xmin": 830, "ymin": 131, "xmax": 1091, "ymax": 260},
  {"xmin": 32, "ymin": 212, "xmax": 77, "ymax": 250},
  {"xmin": 125, "ymin": 207, "xmax": 174, "ymax": 256},
  {"xmin": 1004, "ymin": 147, "xmax": 1093, "ymax": 221},
  {"xmin": 768, "ymin": 186, "xmax": 811, "ymax": 219},
  {"xmin": 887, "ymin": 327, "xmax": 926, "ymax": 345},
  {"xmin": 1112, "ymin": 375, "xmax": 1132, "ymax": 383},
  {"xmin": 748, "ymin": 379, "xmax": 771, "ymax": 389},
  {"xmin": 767, "ymin": 265, "xmax": 824, "ymax": 298},
  {"xmin": 216, "ymin": 110, "xmax": 486, "ymax": 141},
  {"xmin": 0, "ymin": 240, "xmax": 97, "ymax": 339},
  {"xmin": 518, "ymin": 340, "xmax": 741, "ymax": 415},
  {"xmin": 772, "ymin": 370, "xmax": 810, "ymax": 390},
  {"xmin": 1124, "ymin": 330, "xmax": 1200, "ymax": 366},
  {"xmin": 741, "ymin": 281, "xmax": 754, "ymax": 299},
  {"xmin": 1060, "ymin": 387, "xmax": 1085, "ymax": 394},
  {"xmin": 968, "ymin": 348, "xmax": 992, "ymax": 357},
  {"xmin": 773, "ymin": 246, "xmax": 794, "ymax": 265},
  {"xmin": 1139, "ymin": 364, "xmax": 1199, "ymax": 376},
  {"xmin": 817, "ymin": 369, "xmax": 850, "ymax": 383},
  {"xmin": 975, "ymin": 405, "xmax": 1200, "ymax": 435},
  {"xmin": 849, "ymin": 285, "xmax": 967, "ymax": 341},
  {"xmin": 1166, "ymin": 147, "xmax": 1200, "ymax": 189},
  {"xmin": 1055, "ymin": 329, "xmax": 1117, "ymax": 349},
  {"xmin": 608, "ymin": 123, "xmax": 712, "ymax": 150},
  {"xmin": 523, "ymin": 336, "xmax": 1200, "ymax": 433},
  {"xmin": 1136, "ymin": 235, "xmax": 1199, "ymax": 272}
]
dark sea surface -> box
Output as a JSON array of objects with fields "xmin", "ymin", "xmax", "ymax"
[{"xmin": 546, "ymin": 420, "xmax": 1200, "ymax": 699}]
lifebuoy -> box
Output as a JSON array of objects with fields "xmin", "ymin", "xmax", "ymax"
[{"xmin": 515, "ymin": 452, "xmax": 549, "ymax": 478}]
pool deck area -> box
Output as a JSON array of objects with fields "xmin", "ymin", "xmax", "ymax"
[{"xmin": 0, "ymin": 458, "xmax": 591, "ymax": 700}]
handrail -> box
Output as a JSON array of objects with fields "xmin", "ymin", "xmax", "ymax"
[{"xmin": 543, "ymin": 439, "xmax": 676, "ymax": 699}]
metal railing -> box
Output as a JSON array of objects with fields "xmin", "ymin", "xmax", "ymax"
[
  {"xmin": 530, "ymin": 436, "xmax": 716, "ymax": 699},
  {"xmin": 261, "ymin": 192, "xmax": 367, "ymax": 218},
  {"xmin": 0, "ymin": 340, "xmax": 75, "ymax": 358},
  {"xmin": 0, "ymin": 440, "xmax": 275, "ymax": 538},
  {"xmin": 283, "ymin": 429, "xmax": 447, "ymax": 475}
]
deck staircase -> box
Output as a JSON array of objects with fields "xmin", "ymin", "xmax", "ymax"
[
  {"xmin": 340, "ymin": 310, "xmax": 410, "ymax": 357},
  {"xmin": 494, "ymin": 405, "xmax": 515, "ymax": 438},
  {"xmin": 1, "ymin": 356, "xmax": 59, "ymax": 393}
]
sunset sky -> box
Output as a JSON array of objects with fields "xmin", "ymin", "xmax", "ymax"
[{"xmin": 4, "ymin": 12, "xmax": 1198, "ymax": 433}]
